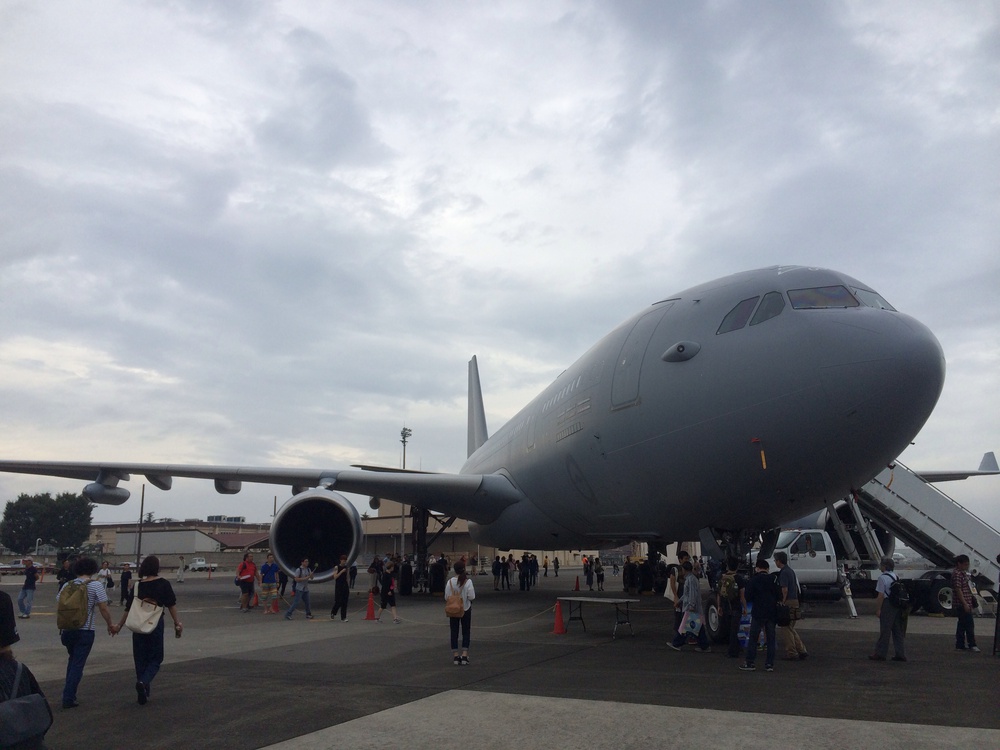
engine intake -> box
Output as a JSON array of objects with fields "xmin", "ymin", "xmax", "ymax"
[{"xmin": 269, "ymin": 489, "xmax": 363, "ymax": 582}]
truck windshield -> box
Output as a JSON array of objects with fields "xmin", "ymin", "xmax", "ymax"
[{"xmin": 775, "ymin": 530, "xmax": 799, "ymax": 549}]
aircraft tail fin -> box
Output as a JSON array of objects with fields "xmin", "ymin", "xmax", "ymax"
[
  {"xmin": 468, "ymin": 356, "xmax": 489, "ymax": 458},
  {"xmin": 979, "ymin": 451, "xmax": 998, "ymax": 473}
]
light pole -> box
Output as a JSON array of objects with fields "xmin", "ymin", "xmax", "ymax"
[
  {"xmin": 400, "ymin": 427, "xmax": 412, "ymax": 558},
  {"xmin": 35, "ymin": 538, "xmax": 42, "ymax": 556}
]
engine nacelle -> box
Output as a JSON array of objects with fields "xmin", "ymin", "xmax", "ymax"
[
  {"xmin": 83, "ymin": 482, "xmax": 131, "ymax": 505},
  {"xmin": 269, "ymin": 489, "xmax": 363, "ymax": 582}
]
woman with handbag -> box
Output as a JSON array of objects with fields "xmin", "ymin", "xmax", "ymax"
[
  {"xmin": 113, "ymin": 556, "xmax": 182, "ymax": 705},
  {"xmin": 444, "ymin": 561, "xmax": 475, "ymax": 665}
]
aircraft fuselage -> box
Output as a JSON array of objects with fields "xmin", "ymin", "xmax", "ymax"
[{"xmin": 463, "ymin": 266, "xmax": 945, "ymax": 550}]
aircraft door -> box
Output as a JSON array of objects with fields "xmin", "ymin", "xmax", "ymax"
[{"xmin": 611, "ymin": 304, "xmax": 673, "ymax": 409}]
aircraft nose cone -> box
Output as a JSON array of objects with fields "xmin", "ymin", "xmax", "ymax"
[{"xmin": 819, "ymin": 311, "xmax": 945, "ymax": 468}]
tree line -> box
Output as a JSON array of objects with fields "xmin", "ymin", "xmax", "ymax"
[{"xmin": 0, "ymin": 492, "xmax": 93, "ymax": 554}]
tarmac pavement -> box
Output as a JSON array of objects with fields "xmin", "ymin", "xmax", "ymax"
[{"xmin": 3, "ymin": 569, "xmax": 998, "ymax": 749}]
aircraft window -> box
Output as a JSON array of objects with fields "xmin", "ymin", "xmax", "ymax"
[
  {"xmin": 749, "ymin": 291, "xmax": 785, "ymax": 326},
  {"xmin": 852, "ymin": 288, "xmax": 897, "ymax": 311},
  {"xmin": 787, "ymin": 286, "xmax": 860, "ymax": 309},
  {"xmin": 716, "ymin": 296, "xmax": 759, "ymax": 334}
]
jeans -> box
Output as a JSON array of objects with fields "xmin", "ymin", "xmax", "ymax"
[
  {"xmin": 133, "ymin": 618, "xmax": 165, "ymax": 692},
  {"xmin": 285, "ymin": 590, "xmax": 311, "ymax": 618},
  {"xmin": 17, "ymin": 588, "xmax": 35, "ymax": 616},
  {"xmin": 955, "ymin": 608, "xmax": 977, "ymax": 648},
  {"xmin": 745, "ymin": 617, "xmax": 776, "ymax": 667},
  {"xmin": 61, "ymin": 629, "xmax": 96, "ymax": 705},
  {"xmin": 450, "ymin": 608, "xmax": 472, "ymax": 651}
]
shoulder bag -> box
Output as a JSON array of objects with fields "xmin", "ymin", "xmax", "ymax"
[
  {"xmin": 125, "ymin": 581, "xmax": 165, "ymax": 634},
  {"xmin": 0, "ymin": 660, "xmax": 53, "ymax": 746}
]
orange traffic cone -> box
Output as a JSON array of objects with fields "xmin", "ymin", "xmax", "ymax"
[
  {"xmin": 574, "ymin": 576, "xmax": 580, "ymax": 592},
  {"xmin": 364, "ymin": 592, "xmax": 376, "ymax": 620},
  {"xmin": 271, "ymin": 599, "xmax": 280, "ymax": 614},
  {"xmin": 252, "ymin": 593, "xmax": 259, "ymax": 608},
  {"xmin": 552, "ymin": 600, "xmax": 566, "ymax": 635}
]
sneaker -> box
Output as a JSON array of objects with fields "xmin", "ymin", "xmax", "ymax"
[
  {"xmin": 738, "ymin": 663, "xmax": 756, "ymax": 671},
  {"xmin": 284, "ymin": 616, "xmax": 292, "ymax": 621},
  {"xmin": 765, "ymin": 665, "xmax": 774, "ymax": 672},
  {"xmin": 330, "ymin": 614, "xmax": 336, "ymax": 620},
  {"xmin": 970, "ymin": 646, "xmax": 981, "ymax": 653},
  {"xmin": 461, "ymin": 656, "xmax": 469, "ymax": 665},
  {"xmin": 453, "ymin": 656, "xmax": 461, "ymax": 666},
  {"xmin": 306, "ymin": 614, "xmax": 314, "ymax": 620},
  {"xmin": 667, "ymin": 643, "xmax": 681, "ymax": 651},
  {"xmin": 694, "ymin": 647, "xmax": 712, "ymax": 653},
  {"xmin": 798, "ymin": 652, "xmax": 809, "ymax": 660},
  {"xmin": 955, "ymin": 646, "xmax": 968, "ymax": 651},
  {"xmin": 374, "ymin": 618, "xmax": 382, "ymax": 623},
  {"xmin": 868, "ymin": 654, "xmax": 886, "ymax": 661},
  {"xmin": 393, "ymin": 618, "xmax": 401, "ymax": 624},
  {"xmin": 136, "ymin": 681, "xmax": 147, "ymax": 705}
]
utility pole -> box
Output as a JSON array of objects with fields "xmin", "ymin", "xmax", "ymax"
[{"xmin": 400, "ymin": 426, "xmax": 412, "ymax": 557}]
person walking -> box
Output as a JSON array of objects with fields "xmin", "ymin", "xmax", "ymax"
[
  {"xmin": 329, "ymin": 555, "xmax": 350, "ymax": 621},
  {"xmin": 952, "ymin": 554, "xmax": 980, "ymax": 652},
  {"xmin": 119, "ymin": 563, "xmax": 133, "ymax": 607},
  {"xmin": 259, "ymin": 553, "xmax": 280, "ymax": 614},
  {"xmin": 740, "ymin": 558, "xmax": 780, "ymax": 672},
  {"xmin": 445, "ymin": 561, "xmax": 476, "ymax": 665},
  {"xmin": 56, "ymin": 557, "xmax": 115, "ymax": 709},
  {"xmin": 96, "ymin": 561, "xmax": 113, "ymax": 593},
  {"xmin": 717, "ymin": 557, "xmax": 747, "ymax": 658},
  {"xmin": 667, "ymin": 560, "xmax": 711, "ymax": 652},
  {"xmin": 869, "ymin": 557, "xmax": 906, "ymax": 662},
  {"xmin": 492, "ymin": 556, "xmax": 502, "ymax": 591},
  {"xmin": 553, "ymin": 557, "xmax": 560, "ymax": 577},
  {"xmin": 113, "ymin": 556, "xmax": 182, "ymax": 704},
  {"xmin": 375, "ymin": 560, "xmax": 401, "ymax": 623},
  {"xmin": 595, "ymin": 558, "xmax": 605, "ymax": 591},
  {"xmin": 236, "ymin": 553, "xmax": 258, "ymax": 612},
  {"xmin": 285, "ymin": 558, "xmax": 314, "ymax": 620},
  {"xmin": 176, "ymin": 556, "xmax": 185, "ymax": 584},
  {"xmin": 17, "ymin": 558, "xmax": 38, "ymax": 619},
  {"xmin": 774, "ymin": 551, "xmax": 808, "ymax": 660}
]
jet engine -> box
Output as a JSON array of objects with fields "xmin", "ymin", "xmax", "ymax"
[{"xmin": 269, "ymin": 489, "xmax": 364, "ymax": 582}]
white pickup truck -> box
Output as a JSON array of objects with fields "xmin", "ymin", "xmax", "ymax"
[
  {"xmin": 765, "ymin": 528, "xmax": 967, "ymax": 615},
  {"xmin": 185, "ymin": 557, "xmax": 217, "ymax": 572}
]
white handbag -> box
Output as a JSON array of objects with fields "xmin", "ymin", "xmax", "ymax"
[{"xmin": 125, "ymin": 582, "xmax": 164, "ymax": 634}]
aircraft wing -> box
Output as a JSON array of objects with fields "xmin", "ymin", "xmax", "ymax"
[
  {"xmin": 0, "ymin": 460, "xmax": 524, "ymax": 525},
  {"xmin": 912, "ymin": 451, "xmax": 999, "ymax": 482}
]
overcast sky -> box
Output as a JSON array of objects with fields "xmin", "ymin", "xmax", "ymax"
[{"xmin": 1, "ymin": 2, "xmax": 998, "ymax": 535}]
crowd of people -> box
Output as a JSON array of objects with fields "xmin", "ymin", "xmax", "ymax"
[{"xmin": 1, "ymin": 546, "xmax": 995, "ymax": 745}]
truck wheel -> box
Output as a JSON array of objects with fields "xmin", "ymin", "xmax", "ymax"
[{"xmin": 930, "ymin": 580, "xmax": 955, "ymax": 616}]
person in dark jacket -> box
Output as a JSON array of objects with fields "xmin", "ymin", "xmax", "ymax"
[
  {"xmin": 740, "ymin": 558, "xmax": 780, "ymax": 672},
  {"xmin": 374, "ymin": 561, "xmax": 400, "ymax": 623},
  {"xmin": 113, "ymin": 555, "xmax": 182, "ymax": 705}
]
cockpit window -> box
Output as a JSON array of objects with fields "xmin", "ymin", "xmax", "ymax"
[
  {"xmin": 750, "ymin": 291, "xmax": 785, "ymax": 326},
  {"xmin": 717, "ymin": 296, "xmax": 759, "ymax": 334},
  {"xmin": 787, "ymin": 285, "xmax": 860, "ymax": 309},
  {"xmin": 851, "ymin": 288, "xmax": 896, "ymax": 311}
]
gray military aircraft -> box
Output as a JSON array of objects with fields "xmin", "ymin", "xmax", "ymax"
[{"xmin": 0, "ymin": 266, "xmax": 945, "ymax": 580}]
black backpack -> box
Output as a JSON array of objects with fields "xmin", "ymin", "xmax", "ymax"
[{"xmin": 886, "ymin": 573, "xmax": 910, "ymax": 609}]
